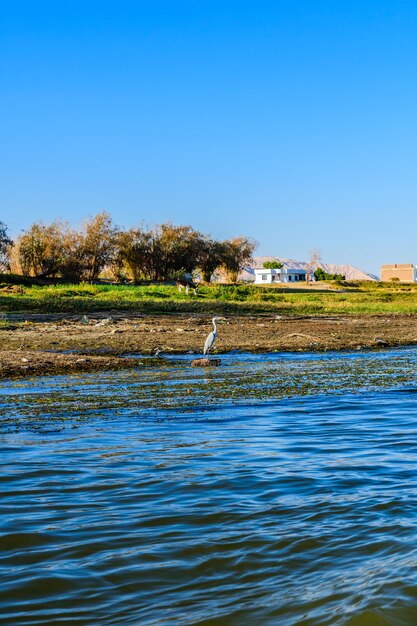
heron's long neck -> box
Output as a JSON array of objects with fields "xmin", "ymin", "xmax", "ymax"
[{"xmin": 212, "ymin": 320, "xmax": 218, "ymax": 334}]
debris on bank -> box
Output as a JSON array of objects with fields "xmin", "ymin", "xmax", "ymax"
[
  {"xmin": 0, "ymin": 350, "xmax": 139, "ymax": 379},
  {"xmin": 191, "ymin": 358, "xmax": 222, "ymax": 367}
]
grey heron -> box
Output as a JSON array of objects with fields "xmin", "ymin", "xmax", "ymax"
[{"xmin": 203, "ymin": 317, "xmax": 226, "ymax": 355}]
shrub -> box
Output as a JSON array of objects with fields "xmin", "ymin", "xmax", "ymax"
[{"xmin": 314, "ymin": 267, "xmax": 345, "ymax": 282}]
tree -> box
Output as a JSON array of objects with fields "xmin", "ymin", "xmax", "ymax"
[
  {"xmin": 78, "ymin": 212, "xmax": 118, "ymax": 282},
  {"xmin": 17, "ymin": 221, "xmax": 68, "ymax": 277},
  {"xmin": 114, "ymin": 227, "xmax": 152, "ymax": 282},
  {"xmin": 156, "ymin": 223, "xmax": 202, "ymax": 279},
  {"xmin": 306, "ymin": 248, "xmax": 322, "ymax": 283},
  {"xmin": 8, "ymin": 211, "xmax": 260, "ymax": 286},
  {"xmin": 221, "ymin": 236, "xmax": 257, "ymax": 283},
  {"xmin": 16, "ymin": 213, "xmax": 118, "ymax": 281},
  {"xmin": 58, "ymin": 229, "xmax": 85, "ymax": 281},
  {"xmin": 263, "ymin": 260, "xmax": 283, "ymax": 269},
  {"xmin": 197, "ymin": 238, "xmax": 227, "ymax": 282},
  {"xmin": 130, "ymin": 223, "xmax": 203, "ymax": 281},
  {"xmin": 0, "ymin": 222, "xmax": 13, "ymax": 272},
  {"xmin": 114, "ymin": 223, "xmax": 204, "ymax": 282},
  {"xmin": 16, "ymin": 221, "xmax": 86, "ymax": 280}
]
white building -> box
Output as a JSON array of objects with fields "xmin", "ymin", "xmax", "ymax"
[{"xmin": 254, "ymin": 267, "xmax": 307, "ymax": 284}]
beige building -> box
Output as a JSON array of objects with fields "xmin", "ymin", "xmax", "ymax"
[{"xmin": 380, "ymin": 264, "xmax": 417, "ymax": 283}]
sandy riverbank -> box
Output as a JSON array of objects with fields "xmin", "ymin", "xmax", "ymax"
[{"xmin": 1, "ymin": 311, "xmax": 417, "ymax": 378}]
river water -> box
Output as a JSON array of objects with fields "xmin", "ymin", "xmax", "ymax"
[{"xmin": 2, "ymin": 349, "xmax": 417, "ymax": 625}]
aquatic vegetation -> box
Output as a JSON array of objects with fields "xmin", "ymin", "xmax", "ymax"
[{"xmin": 2, "ymin": 349, "xmax": 417, "ymax": 432}]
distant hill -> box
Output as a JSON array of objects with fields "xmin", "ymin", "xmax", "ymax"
[{"xmin": 239, "ymin": 257, "xmax": 378, "ymax": 282}]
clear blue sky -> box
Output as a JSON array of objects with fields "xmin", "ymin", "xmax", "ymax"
[{"xmin": 1, "ymin": 1, "xmax": 416, "ymax": 275}]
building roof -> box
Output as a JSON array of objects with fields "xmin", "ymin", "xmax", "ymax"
[{"xmin": 254, "ymin": 267, "xmax": 306, "ymax": 273}]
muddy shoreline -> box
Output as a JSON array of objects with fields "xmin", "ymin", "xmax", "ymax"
[{"xmin": 2, "ymin": 311, "xmax": 417, "ymax": 378}]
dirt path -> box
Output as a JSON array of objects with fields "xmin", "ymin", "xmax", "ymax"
[{"xmin": 1, "ymin": 311, "xmax": 417, "ymax": 378}]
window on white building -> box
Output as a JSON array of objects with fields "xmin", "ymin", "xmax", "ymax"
[{"xmin": 262, "ymin": 274, "xmax": 267, "ymax": 281}]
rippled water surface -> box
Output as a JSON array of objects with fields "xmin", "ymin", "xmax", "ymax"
[{"xmin": 2, "ymin": 349, "xmax": 417, "ymax": 625}]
